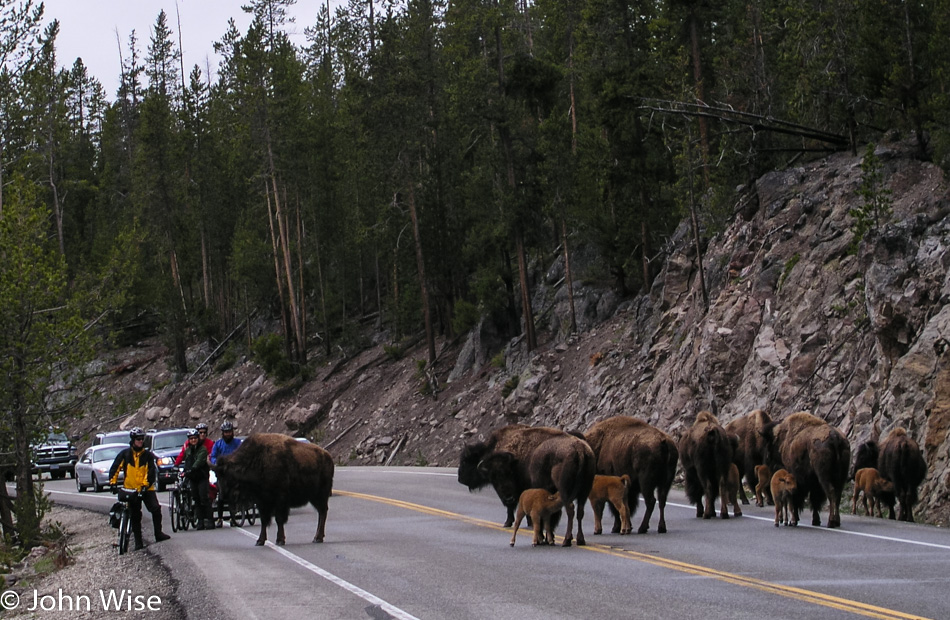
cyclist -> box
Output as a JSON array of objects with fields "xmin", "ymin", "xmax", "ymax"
[
  {"xmin": 109, "ymin": 428, "xmax": 171, "ymax": 550},
  {"xmin": 210, "ymin": 421, "xmax": 243, "ymax": 527},
  {"xmin": 173, "ymin": 422, "xmax": 214, "ymax": 466},
  {"xmin": 182, "ymin": 428, "xmax": 215, "ymax": 530}
]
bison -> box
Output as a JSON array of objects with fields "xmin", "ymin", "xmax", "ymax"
[
  {"xmin": 589, "ymin": 474, "xmax": 632, "ymax": 535},
  {"xmin": 463, "ymin": 426, "xmax": 595, "ymax": 547},
  {"xmin": 680, "ymin": 411, "xmax": 734, "ymax": 520},
  {"xmin": 771, "ymin": 469, "xmax": 799, "ymax": 527},
  {"xmin": 878, "ymin": 427, "xmax": 927, "ymax": 522},
  {"xmin": 762, "ymin": 411, "xmax": 850, "ymax": 528},
  {"xmin": 584, "ymin": 416, "xmax": 678, "ymax": 534},
  {"xmin": 720, "ymin": 463, "xmax": 743, "ymax": 518},
  {"xmin": 852, "ymin": 467, "xmax": 896, "ymax": 518},
  {"xmin": 215, "ymin": 433, "xmax": 333, "ymax": 546},
  {"xmin": 724, "ymin": 409, "xmax": 773, "ymax": 506},
  {"xmin": 851, "ymin": 439, "xmax": 880, "ymax": 480},
  {"xmin": 458, "ymin": 425, "xmax": 567, "ymax": 527},
  {"xmin": 510, "ymin": 489, "xmax": 563, "ymax": 547},
  {"xmin": 753, "ymin": 464, "xmax": 772, "ymax": 508}
]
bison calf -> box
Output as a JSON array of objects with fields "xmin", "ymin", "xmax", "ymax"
[
  {"xmin": 771, "ymin": 469, "xmax": 799, "ymax": 527},
  {"xmin": 510, "ymin": 489, "xmax": 563, "ymax": 547},
  {"xmin": 589, "ymin": 474, "xmax": 631, "ymax": 535},
  {"xmin": 852, "ymin": 467, "xmax": 896, "ymax": 519},
  {"xmin": 754, "ymin": 464, "xmax": 773, "ymax": 507},
  {"xmin": 719, "ymin": 463, "xmax": 743, "ymax": 517}
]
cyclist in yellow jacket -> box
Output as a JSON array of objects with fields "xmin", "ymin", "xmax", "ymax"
[{"xmin": 109, "ymin": 428, "xmax": 171, "ymax": 550}]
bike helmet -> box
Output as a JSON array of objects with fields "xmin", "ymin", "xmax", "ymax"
[
  {"xmin": 129, "ymin": 427, "xmax": 145, "ymax": 441},
  {"xmin": 187, "ymin": 428, "xmax": 200, "ymax": 438},
  {"xmin": 196, "ymin": 423, "xmax": 209, "ymax": 432},
  {"xmin": 221, "ymin": 421, "xmax": 234, "ymax": 432}
]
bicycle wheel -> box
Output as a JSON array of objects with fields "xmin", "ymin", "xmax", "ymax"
[
  {"xmin": 180, "ymin": 492, "xmax": 192, "ymax": 531},
  {"xmin": 118, "ymin": 508, "xmax": 131, "ymax": 555},
  {"xmin": 233, "ymin": 501, "xmax": 246, "ymax": 527},
  {"xmin": 246, "ymin": 503, "xmax": 257, "ymax": 526},
  {"xmin": 169, "ymin": 491, "xmax": 179, "ymax": 533}
]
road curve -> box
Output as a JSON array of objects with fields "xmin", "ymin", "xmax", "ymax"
[{"xmin": 41, "ymin": 467, "xmax": 950, "ymax": 620}]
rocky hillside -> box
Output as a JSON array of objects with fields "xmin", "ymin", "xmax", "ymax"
[{"xmin": 74, "ymin": 137, "xmax": 950, "ymax": 525}]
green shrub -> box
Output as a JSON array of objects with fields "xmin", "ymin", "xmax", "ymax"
[
  {"xmin": 849, "ymin": 143, "xmax": 893, "ymax": 252},
  {"xmin": 251, "ymin": 334, "xmax": 295, "ymax": 382},
  {"xmin": 452, "ymin": 299, "xmax": 480, "ymax": 336},
  {"xmin": 501, "ymin": 375, "xmax": 520, "ymax": 398},
  {"xmin": 214, "ymin": 345, "xmax": 240, "ymax": 373}
]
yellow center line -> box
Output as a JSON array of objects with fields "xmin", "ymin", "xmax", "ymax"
[{"xmin": 336, "ymin": 489, "xmax": 931, "ymax": 620}]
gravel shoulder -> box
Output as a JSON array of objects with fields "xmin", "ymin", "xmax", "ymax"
[{"xmin": 1, "ymin": 505, "xmax": 184, "ymax": 619}]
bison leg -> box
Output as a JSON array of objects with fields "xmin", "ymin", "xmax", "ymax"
[
  {"xmin": 639, "ymin": 492, "xmax": 656, "ymax": 534},
  {"xmin": 312, "ymin": 495, "xmax": 329, "ymax": 543},
  {"xmin": 562, "ymin": 501, "xmax": 575, "ymax": 547},
  {"xmin": 275, "ymin": 506, "xmax": 290, "ymax": 545},
  {"xmin": 509, "ymin": 507, "xmax": 522, "ymax": 546},
  {"xmin": 256, "ymin": 507, "xmax": 272, "ymax": 546},
  {"xmin": 591, "ymin": 498, "xmax": 605, "ymax": 535},
  {"xmin": 615, "ymin": 498, "xmax": 632, "ymax": 535},
  {"xmin": 575, "ymin": 499, "xmax": 587, "ymax": 547},
  {"xmin": 504, "ymin": 502, "xmax": 516, "ymax": 528}
]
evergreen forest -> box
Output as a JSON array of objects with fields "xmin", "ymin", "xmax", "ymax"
[{"xmin": 2, "ymin": 0, "xmax": 950, "ymax": 543}]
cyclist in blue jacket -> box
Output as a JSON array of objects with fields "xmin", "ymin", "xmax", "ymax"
[{"xmin": 210, "ymin": 421, "xmax": 242, "ymax": 527}]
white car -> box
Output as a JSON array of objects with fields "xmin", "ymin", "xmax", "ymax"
[{"xmin": 74, "ymin": 443, "xmax": 127, "ymax": 492}]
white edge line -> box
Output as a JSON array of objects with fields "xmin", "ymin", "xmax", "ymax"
[
  {"xmin": 667, "ymin": 501, "xmax": 950, "ymax": 551},
  {"xmin": 233, "ymin": 527, "xmax": 421, "ymax": 620}
]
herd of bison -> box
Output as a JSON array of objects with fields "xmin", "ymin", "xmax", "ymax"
[{"xmin": 215, "ymin": 411, "xmax": 927, "ymax": 547}]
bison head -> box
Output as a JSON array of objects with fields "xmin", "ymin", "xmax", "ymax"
[
  {"xmin": 458, "ymin": 441, "xmax": 491, "ymax": 490},
  {"xmin": 477, "ymin": 451, "xmax": 520, "ymax": 506}
]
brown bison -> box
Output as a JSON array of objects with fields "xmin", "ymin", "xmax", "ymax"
[
  {"xmin": 771, "ymin": 469, "xmax": 799, "ymax": 527},
  {"xmin": 680, "ymin": 411, "xmax": 734, "ymax": 519},
  {"xmin": 458, "ymin": 425, "xmax": 566, "ymax": 526},
  {"xmin": 720, "ymin": 463, "xmax": 743, "ymax": 518},
  {"xmin": 510, "ymin": 489, "xmax": 563, "ymax": 547},
  {"xmin": 589, "ymin": 474, "xmax": 632, "ymax": 535},
  {"xmin": 584, "ymin": 416, "xmax": 678, "ymax": 534},
  {"xmin": 762, "ymin": 412, "xmax": 850, "ymax": 528},
  {"xmin": 753, "ymin": 464, "xmax": 772, "ymax": 508},
  {"xmin": 724, "ymin": 409, "xmax": 773, "ymax": 505},
  {"xmin": 878, "ymin": 427, "xmax": 927, "ymax": 522},
  {"xmin": 851, "ymin": 439, "xmax": 880, "ymax": 480},
  {"xmin": 852, "ymin": 467, "xmax": 896, "ymax": 518},
  {"xmin": 215, "ymin": 433, "xmax": 333, "ymax": 546},
  {"xmin": 462, "ymin": 427, "xmax": 595, "ymax": 547}
]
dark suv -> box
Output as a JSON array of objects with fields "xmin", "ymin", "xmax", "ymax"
[
  {"xmin": 145, "ymin": 428, "xmax": 191, "ymax": 491},
  {"xmin": 32, "ymin": 431, "xmax": 78, "ymax": 480}
]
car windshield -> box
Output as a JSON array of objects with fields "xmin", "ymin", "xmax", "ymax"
[
  {"xmin": 94, "ymin": 446, "xmax": 125, "ymax": 463},
  {"xmin": 47, "ymin": 432, "xmax": 68, "ymax": 443},
  {"xmin": 150, "ymin": 432, "xmax": 188, "ymax": 451}
]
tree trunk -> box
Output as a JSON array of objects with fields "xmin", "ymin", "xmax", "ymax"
[
  {"xmin": 561, "ymin": 219, "xmax": 577, "ymax": 334},
  {"xmin": 12, "ymin": 371, "xmax": 39, "ymax": 547},
  {"xmin": 407, "ymin": 181, "xmax": 436, "ymax": 365},
  {"xmin": 265, "ymin": 184, "xmax": 291, "ymax": 359},
  {"xmin": 688, "ymin": 7, "xmax": 711, "ymax": 188},
  {"xmin": 516, "ymin": 231, "xmax": 537, "ymax": 351}
]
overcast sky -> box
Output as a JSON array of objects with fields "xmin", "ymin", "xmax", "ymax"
[{"xmin": 42, "ymin": 0, "xmax": 335, "ymax": 98}]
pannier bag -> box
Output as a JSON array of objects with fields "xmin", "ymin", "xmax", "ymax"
[{"xmin": 109, "ymin": 502, "xmax": 123, "ymax": 528}]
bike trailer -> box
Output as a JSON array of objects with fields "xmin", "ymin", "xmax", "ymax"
[{"xmin": 108, "ymin": 502, "xmax": 123, "ymax": 528}]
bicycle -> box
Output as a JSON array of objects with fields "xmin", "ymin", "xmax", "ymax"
[
  {"xmin": 169, "ymin": 469, "xmax": 197, "ymax": 532},
  {"xmin": 110, "ymin": 488, "xmax": 143, "ymax": 555}
]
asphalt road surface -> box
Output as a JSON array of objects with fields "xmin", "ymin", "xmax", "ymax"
[{"xmin": 40, "ymin": 467, "xmax": 950, "ymax": 620}]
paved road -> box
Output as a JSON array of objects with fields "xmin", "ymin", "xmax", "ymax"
[{"xmin": 41, "ymin": 468, "xmax": 950, "ymax": 619}]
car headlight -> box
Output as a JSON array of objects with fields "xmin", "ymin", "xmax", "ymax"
[{"xmin": 158, "ymin": 456, "xmax": 175, "ymax": 467}]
